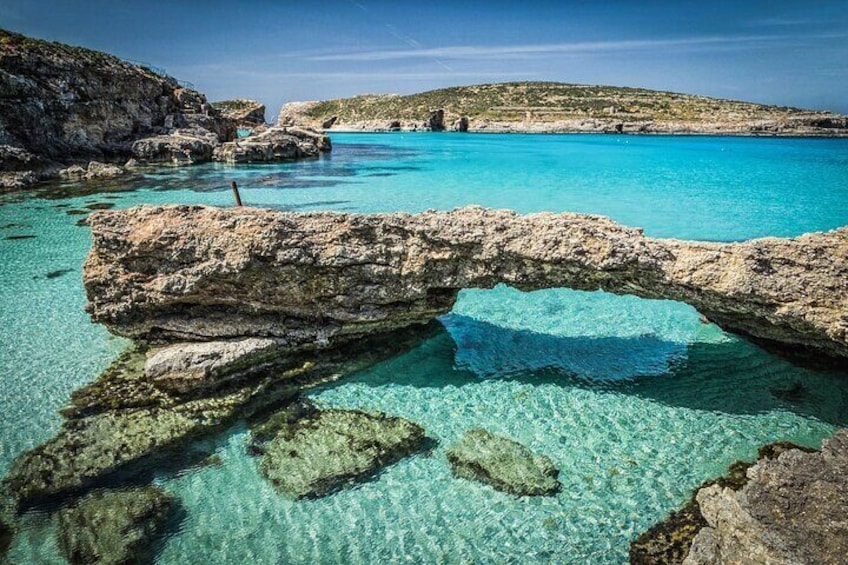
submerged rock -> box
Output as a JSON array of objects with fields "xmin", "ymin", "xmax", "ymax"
[
  {"xmin": 259, "ymin": 409, "xmax": 427, "ymax": 498},
  {"xmin": 0, "ymin": 515, "xmax": 12, "ymax": 560},
  {"xmin": 57, "ymin": 486, "xmax": 176, "ymax": 565},
  {"xmin": 4, "ymin": 323, "xmax": 440, "ymax": 508},
  {"xmin": 446, "ymin": 429, "xmax": 560, "ymax": 496},
  {"xmin": 84, "ymin": 206, "xmax": 848, "ymax": 360}
]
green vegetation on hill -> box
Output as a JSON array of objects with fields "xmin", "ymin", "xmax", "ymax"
[{"xmin": 304, "ymin": 81, "xmax": 807, "ymax": 124}]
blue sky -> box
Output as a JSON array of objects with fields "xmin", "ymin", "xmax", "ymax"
[{"xmin": 2, "ymin": 1, "xmax": 846, "ymax": 117}]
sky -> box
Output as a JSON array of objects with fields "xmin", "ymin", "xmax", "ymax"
[{"xmin": 1, "ymin": 1, "xmax": 846, "ymax": 118}]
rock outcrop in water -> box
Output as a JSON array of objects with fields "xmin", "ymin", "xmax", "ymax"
[
  {"xmin": 0, "ymin": 29, "xmax": 329, "ymax": 189},
  {"xmin": 446, "ymin": 429, "xmax": 561, "ymax": 496},
  {"xmin": 84, "ymin": 205, "xmax": 848, "ymax": 360},
  {"xmin": 258, "ymin": 409, "xmax": 428, "ymax": 498},
  {"xmin": 633, "ymin": 432, "xmax": 848, "ymax": 565}
]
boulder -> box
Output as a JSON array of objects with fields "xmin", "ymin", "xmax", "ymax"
[
  {"xmin": 57, "ymin": 486, "xmax": 176, "ymax": 565},
  {"xmin": 683, "ymin": 431, "xmax": 848, "ymax": 565},
  {"xmin": 84, "ymin": 161, "xmax": 124, "ymax": 179},
  {"xmin": 453, "ymin": 116, "xmax": 469, "ymax": 132},
  {"xmin": 446, "ymin": 429, "xmax": 561, "ymax": 496},
  {"xmin": 212, "ymin": 127, "xmax": 329, "ymax": 163},
  {"xmin": 321, "ymin": 115, "xmax": 338, "ymax": 129},
  {"xmin": 131, "ymin": 128, "xmax": 218, "ymax": 165},
  {"xmin": 259, "ymin": 409, "xmax": 428, "ymax": 498},
  {"xmin": 144, "ymin": 338, "xmax": 287, "ymax": 394}
]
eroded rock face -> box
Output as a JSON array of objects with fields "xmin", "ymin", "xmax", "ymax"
[
  {"xmin": 446, "ymin": 429, "xmax": 560, "ymax": 496},
  {"xmin": 683, "ymin": 431, "xmax": 848, "ymax": 565},
  {"xmin": 211, "ymin": 99, "xmax": 266, "ymax": 126},
  {"xmin": 0, "ymin": 30, "xmax": 236, "ymax": 185},
  {"xmin": 258, "ymin": 409, "xmax": 428, "ymax": 498},
  {"xmin": 212, "ymin": 127, "xmax": 330, "ymax": 163},
  {"xmin": 84, "ymin": 206, "xmax": 848, "ymax": 359},
  {"xmin": 57, "ymin": 486, "xmax": 175, "ymax": 565}
]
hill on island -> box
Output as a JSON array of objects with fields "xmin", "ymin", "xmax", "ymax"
[{"xmin": 279, "ymin": 81, "xmax": 848, "ymax": 135}]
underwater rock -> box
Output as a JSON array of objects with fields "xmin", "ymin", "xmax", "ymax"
[
  {"xmin": 57, "ymin": 486, "xmax": 175, "ymax": 565},
  {"xmin": 259, "ymin": 409, "xmax": 427, "ymax": 498},
  {"xmin": 445, "ymin": 429, "xmax": 561, "ymax": 496},
  {"xmin": 0, "ymin": 514, "xmax": 12, "ymax": 559},
  {"xmin": 683, "ymin": 431, "xmax": 848, "ymax": 565},
  {"xmin": 4, "ymin": 408, "xmax": 202, "ymax": 507},
  {"xmin": 84, "ymin": 206, "xmax": 848, "ymax": 360},
  {"xmin": 247, "ymin": 397, "xmax": 317, "ymax": 456},
  {"xmin": 4, "ymin": 323, "xmax": 441, "ymax": 508}
]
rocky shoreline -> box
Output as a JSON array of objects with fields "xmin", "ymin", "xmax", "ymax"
[
  {"xmin": 279, "ymin": 82, "xmax": 848, "ymax": 137},
  {"xmin": 632, "ymin": 433, "xmax": 848, "ymax": 564},
  {"xmin": 0, "ymin": 30, "xmax": 331, "ymax": 191}
]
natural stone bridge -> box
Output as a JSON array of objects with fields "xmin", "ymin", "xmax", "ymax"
[{"xmin": 84, "ymin": 205, "xmax": 848, "ymax": 363}]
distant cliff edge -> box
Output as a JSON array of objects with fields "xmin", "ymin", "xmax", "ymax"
[{"xmin": 279, "ymin": 81, "xmax": 848, "ymax": 136}]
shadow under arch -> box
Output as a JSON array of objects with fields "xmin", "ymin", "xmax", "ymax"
[{"xmin": 312, "ymin": 310, "xmax": 848, "ymax": 428}]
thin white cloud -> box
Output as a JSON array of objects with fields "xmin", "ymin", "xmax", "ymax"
[{"xmin": 306, "ymin": 33, "xmax": 844, "ymax": 62}]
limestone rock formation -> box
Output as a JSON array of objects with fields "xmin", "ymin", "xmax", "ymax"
[
  {"xmin": 57, "ymin": 486, "xmax": 176, "ymax": 565},
  {"xmin": 212, "ymin": 127, "xmax": 330, "ymax": 163},
  {"xmin": 211, "ymin": 99, "xmax": 266, "ymax": 126},
  {"xmin": 684, "ymin": 431, "xmax": 848, "ymax": 565},
  {"xmin": 0, "ymin": 30, "xmax": 236, "ymax": 187},
  {"xmin": 258, "ymin": 409, "xmax": 428, "ymax": 498},
  {"xmin": 84, "ymin": 206, "xmax": 848, "ymax": 360},
  {"xmin": 3, "ymin": 323, "xmax": 439, "ymax": 508},
  {"xmin": 145, "ymin": 337, "xmax": 286, "ymax": 394},
  {"xmin": 425, "ymin": 109, "xmax": 445, "ymax": 131},
  {"xmin": 446, "ymin": 429, "xmax": 561, "ymax": 496},
  {"xmin": 130, "ymin": 127, "xmax": 219, "ymax": 165}
]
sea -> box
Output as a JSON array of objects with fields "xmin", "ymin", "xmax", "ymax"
[{"xmin": 2, "ymin": 133, "xmax": 847, "ymax": 563}]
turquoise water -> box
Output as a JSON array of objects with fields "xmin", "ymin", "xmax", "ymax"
[{"xmin": 2, "ymin": 133, "xmax": 848, "ymax": 563}]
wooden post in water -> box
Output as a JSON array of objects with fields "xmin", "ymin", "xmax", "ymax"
[{"xmin": 231, "ymin": 181, "xmax": 243, "ymax": 207}]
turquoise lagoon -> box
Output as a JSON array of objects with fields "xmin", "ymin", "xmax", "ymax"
[{"xmin": 2, "ymin": 133, "xmax": 848, "ymax": 563}]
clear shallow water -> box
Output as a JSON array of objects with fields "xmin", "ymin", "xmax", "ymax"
[{"xmin": 2, "ymin": 133, "xmax": 848, "ymax": 564}]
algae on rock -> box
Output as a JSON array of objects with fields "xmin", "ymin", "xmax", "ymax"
[
  {"xmin": 57, "ymin": 486, "xmax": 176, "ymax": 565},
  {"xmin": 259, "ymin": 409, "xmax": 428, "ymax": 498},
  {"xmin": 446, "ymin": 429, "xmax": 561, "ymax": 496}
]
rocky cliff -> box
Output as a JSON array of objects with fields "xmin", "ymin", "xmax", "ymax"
[
  {"xmin": 0, "ymin": 30, "xmax": 328, "ymax": 189},
  {"xmin": 279, "ymin": 82, "xmax": 848, "ymax": 135},
  {"xmin": 83, "ymin": 205, "xmax": 848, "ymax": 360}
]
